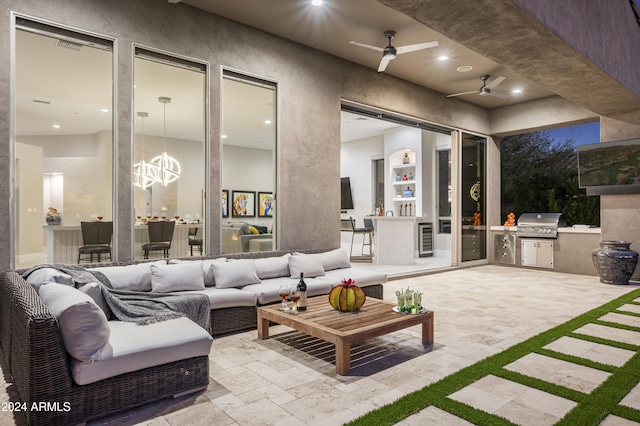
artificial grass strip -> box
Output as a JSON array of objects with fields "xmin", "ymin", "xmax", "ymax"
[{"xmin": 346, "ymin": 287, "xmax": 640, "ymax": 426}]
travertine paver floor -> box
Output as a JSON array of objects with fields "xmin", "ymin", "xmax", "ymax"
[
  {"xmin": 543, "ymin": 336, "xmax": 635, "ymax": 367},
  {"xmin": 0, "ymin": 265, "xmax": 637, "ymax": 426}
]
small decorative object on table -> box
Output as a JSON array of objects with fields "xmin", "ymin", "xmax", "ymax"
[
  {"xmin": 395, "ymin": 287, "xmax": 424, "ymax": 314},
  {"xmin": 45, "ymin": 207, "xmax": 61, "ymax": 226},
  {"xmin": 592, "ymin": 241, "xmax": 639, "ymax": 285},
  {"xmin": 503, "ymin": 212, "xmax": 515, "ymax": 227},
  {"xmin": 328, "ymin": 278, "xmax": 366, "ymax": 312}
]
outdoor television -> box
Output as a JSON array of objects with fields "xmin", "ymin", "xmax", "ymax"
[
  {"xmin": 578, "ymin": 138, "xmax": 640, "ymax": 195},
  {"xmin": 340, "ymin": 177, "xmax": 354, "ymax": 210}
]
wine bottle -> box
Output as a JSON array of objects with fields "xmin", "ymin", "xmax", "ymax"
[{"xmin": 297, "ymin": 272, "xmax": 307, "ymax": 311}]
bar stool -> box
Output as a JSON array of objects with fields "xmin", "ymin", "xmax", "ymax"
[{"xmin": 349, "ymin": 216, "xmax": 374, "ymax": 262}]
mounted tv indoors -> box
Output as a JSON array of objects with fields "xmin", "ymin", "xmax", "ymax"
[
  {"xmin": 340, "ymin": 177, "xmax": 354, "ymax": 210},
  {"xmin": 578, "ymin": 138, "xmax": 640, "ymax": 195}
]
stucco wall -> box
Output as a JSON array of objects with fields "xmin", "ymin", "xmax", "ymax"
[{"xmin": 0, "ymin": 0, "xmax": 491, "ymax": 268}]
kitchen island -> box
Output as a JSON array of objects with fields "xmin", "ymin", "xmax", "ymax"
[{"xmin": 43, "ymin": 222, "xmax": 203, "ymax": 264}]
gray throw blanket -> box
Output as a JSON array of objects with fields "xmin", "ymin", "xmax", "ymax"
[{"xmin": 22, "ymin": 263, "xmax": 211, "ymax": 331}]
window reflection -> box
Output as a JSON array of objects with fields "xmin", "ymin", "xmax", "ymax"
[
  {"xmin": 14, "ymin": 19, "xmax": 113, "ymax": 268},
  {"xmin": 133, "ymin": 48, "xmax": 206, "ymax": 259},
  {"xmin": 221, "ymin": 71, "xmax": 277, "ymax": 254}
]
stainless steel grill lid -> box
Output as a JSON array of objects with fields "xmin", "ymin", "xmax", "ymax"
[{"xmin": 516, "ymin": 213, "xmax": 566, "ymax": 238}]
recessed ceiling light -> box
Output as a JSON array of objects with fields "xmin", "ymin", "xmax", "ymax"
[
  {"xmin": 221, "ymin": 135, "xmax": 227, "ymax": 139},
  {"xmin": 100, "ymin": 108, "xmax": 109, "ymax": 113},
  {"xmin": 438, "ymin": 55, "xmax": 448, "ymax": 61},
  {"xmin": 53, "ymin": 124, "xmax": 61, "ymax": 129},
  {"xmin": 456, "ymin": 65, "xmax": 473, "ymax": 72},
  {"xmin": 312, "ymin": 0, "xmax": 323, "ymax": 5},
  {"xmin": 512, "ymin": 89, "xmax": 523, "ymax": 94},
  {"xmin": 264, "ymin": 120, "xmax": 272, "ymax": 125}
]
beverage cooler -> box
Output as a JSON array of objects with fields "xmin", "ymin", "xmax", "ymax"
[{"xmin": 418, "ymin": 222, "xmax": 433, "ymax": 257}]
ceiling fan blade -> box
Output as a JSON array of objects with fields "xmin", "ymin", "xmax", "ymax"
[
  {"xmin": 349, "ymin": 41, "xmax": 384, "ymax": 52},
  {"xmin": 489, "ymin": 89, "xmax": 508, "ymax": 99},
  {"xmin": 446, "ymin": 90, "xmax": 478, "ymax": 98},
  {"xmin": 396, "ymin": 41, "xmax": 439, "ymax": 54},
  {"xmin": 378, "ymin": 55, "xmax": 393, "ymax": 72},
  {"xmin": 485, "ymin": 76, "xmax": 505, "ymax": 90}
]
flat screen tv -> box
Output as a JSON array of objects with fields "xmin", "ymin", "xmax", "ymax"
[
  {"xmin": 578, "ymin": 138, "xmax": 640, "ymax": 194},
  {"xmin": 340, "ymin": 177, "xmax": 354, "ymax": 210}
]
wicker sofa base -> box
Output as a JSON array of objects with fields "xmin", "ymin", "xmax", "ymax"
[{"xmin": 0, "ymin": 271, "xmax": 210, "ymax": 426}]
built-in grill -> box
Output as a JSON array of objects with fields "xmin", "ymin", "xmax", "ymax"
[{"xmin": 516, "ymin": 213, "xmax": 567, "ymax": 239}]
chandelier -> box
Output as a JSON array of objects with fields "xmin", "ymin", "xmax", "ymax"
[{"xmin": 133, "ymin": 97, "xmax": 181, "ymax": 189}]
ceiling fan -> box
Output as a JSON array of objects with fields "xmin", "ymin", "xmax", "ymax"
[
  {"xmin": 447, "ymin": 75, "xmax": 508, "ymax": 99},
  {"xmin": 349, "ymin": 30, "xmax": 439, "ymax": 73}
]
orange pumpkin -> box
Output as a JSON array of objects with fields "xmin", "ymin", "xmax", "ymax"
[{"xmin": 328, "ymin": 279, "xmax": 366, "ymax": 312}]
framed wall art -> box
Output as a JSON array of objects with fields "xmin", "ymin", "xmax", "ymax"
[
  {"xmin": 258, "ymin": 192, "xmax": 274, "ymax": 217},
  {"xmin": 222, "ymin": 189, "xmax": 229, "ymax": 218},
  {"xmin": 231, "ymin": 190, "xmax": 256, "ymax": 217}
]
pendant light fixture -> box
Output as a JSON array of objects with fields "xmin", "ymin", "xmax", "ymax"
[
  {"xmin": 133, "ymin": 111, "xmax": 159, "ymax": 189},
  {"xmin": 149, "ymin": 96, "xmax": 181, "ymax": 186}
]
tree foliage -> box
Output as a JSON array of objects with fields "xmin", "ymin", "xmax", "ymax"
[{"xmin": 501, "ymin": 130, "xmax": 599, "ymax": 226}]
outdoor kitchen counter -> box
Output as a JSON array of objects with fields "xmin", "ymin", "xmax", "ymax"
[{"xmin": 489, "ymin": 226, "xmax": 602, "ymax": 276}]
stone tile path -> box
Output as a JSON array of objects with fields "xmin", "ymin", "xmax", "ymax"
[{"xmin": 1, "ymin": 265, "xmax": 639, "ymax": 425}]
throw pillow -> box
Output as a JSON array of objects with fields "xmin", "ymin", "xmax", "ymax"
[
  {"xmin": 39, "ymin": 282, "xmax": 110, "ymax": 362},
  {"xmin": 248, "ymin": 226, "xmax": 259, "ymax": 234},
  {"xmin": 168, "ymin": 258, "xmax": 227, "ymax": 286},
  {"xmin": 24, "ymin": 267, "xmax": 74, "ymax": 291},
  {"xmin": 320, "ymin": 248, "xmax": 351, "ymax": 271},
  {"xmin": 254, "ymin": 253, "xmax": 291, "ymax": 279},
  {"xmin": 289, "ymin": 253, "xmax": 325, "ymax": 278},
  {"xmin": 150, "ymin": 262, "xmax": 206, "ymax": 293},
  {"xmin": 78, "ymin": 282, "xmax": 112, "ymax": 319},
  {"xmin": 89, "ymin": 261, "xmax": 165, "ymax": 291},
  {"xmin": 211, "ymin": 259, "xmax": 261, "ymax": 289}
]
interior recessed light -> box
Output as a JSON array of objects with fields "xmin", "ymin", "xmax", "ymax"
[
  {"xmin": 312, "ymin": 0, "xmax": 323, "ymax": 5},
  {"xmin": 438, "ymin": 55, "xmax": 448, "ymax": 61},
  {"xmin": 221, "ymin": 135, "xmax": 227, "ymax": 139},
  {"xmin": 456, "ymin": 65, "xmax": 473, "ymax": 72},
  {"xmin": 100, "ymin": 108, "xmax": 109, "ymax": 113},
  {"xmin": 53, "ymin": 124, "xmax": 61, "ymax": 129},
  {"xmin": 264, "ymin": 120, "xmax": 272, "ymax": 125},
  {"xmin": 512, "ymin": 89, "xmax": 523, "ymax": 94}
]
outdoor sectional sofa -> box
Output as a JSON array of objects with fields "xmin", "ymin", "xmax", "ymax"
[{"xmin": 0, "ymin": 248, "xmax": 386, "ymax": 426}]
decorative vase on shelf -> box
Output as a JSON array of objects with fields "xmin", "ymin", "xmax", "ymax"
[
  {"xmin": 402, "ymin": 152, "xmax": 410, "ymax": 164},
  {"xmin": 403, "ymin": 187, "xmax": 414, "ymax": 198},
  {"xmin": 409, "ymin": 172, "xmax": 414, "ymax": 180},
  {"xmin": 396, "ymin": 173, "xmax": 400, "ymax": 181},
  {"xmin": 592, "ymin": 241, "xmax": 639, "ymax": 285}
]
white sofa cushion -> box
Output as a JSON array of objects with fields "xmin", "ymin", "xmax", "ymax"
[
  {"xmin": 317, "ymin": 267, "xmax": 388, "ymax": 288},
  {"xmin": 169, "ymin": 258, "xmax": 227, "ymax": 286},
  {"xmin": 288, "ymin": 253, "xmax": 325, "ymax": 278},
  {"xmin": 25, "ymin": 268, "xmax": 74, "ymax": 291},
  {"xmin": 89, "ymin": 261, "xmax": 165, "ymax": 291},
  {"xmin": 242, "ymin": 276, "xmax": 332, "ymax": 305},
  {"xmin": 70, "ymin": 317, "xmax": 213, "ymax": 385},
  {"xmin": 151, "ymin": 262, "xmax": 206, "ymax": 293},
  {"xmin": 254, "ymin": 253, "xmax": 291, "ymax": 279},
  {"xmin": 176, "ymin": 287, "xmax": 257, "ymax": 310},
  {"xmin": 320, "ymin": 248, "xmax": 351, "ymax": 271},
  {"xmin": 212, "ymin": 259, "xmax": 261, "ymax": 289},
  {"xmin": 78, "ymin": 282, "xmax": 112, "ymax": 319},
  {"xmin": 39, "ymin": 282, "xmax": 110, "ymax": 362}
]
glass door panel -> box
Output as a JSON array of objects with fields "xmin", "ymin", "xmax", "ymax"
[
  {"xmin": 460, "ymin": 133, "xmax": 486, "ymax": 262},
  {"xmin": 133, "ymin": 48, "xmax": 206, "ymax": 259},
  {"xmin": 221, "ymin": 71, "xmax": 277, "ymax": 254},
  {"xmin": 14, "ymin": 19, "xmax": 113, "ymax": 267}
]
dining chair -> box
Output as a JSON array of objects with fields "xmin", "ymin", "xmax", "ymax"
[
  {"xmin": 142, "ymin": 220, "xmax": 175, "ymax": 259},
  {"xmin": 188, "ymin": 227, "xmax": 203, "ymax": 256},
  {"xmin": 77, "ymin": 221, "xmax": 113, "ymax": 263}
]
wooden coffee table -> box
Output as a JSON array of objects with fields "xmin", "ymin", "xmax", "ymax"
[{"xmin": 257, "ymin": 296, "xmax": 434, "ymax": 374}]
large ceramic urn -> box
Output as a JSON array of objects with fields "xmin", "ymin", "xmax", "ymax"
[{"xmin": 592, "ymin": 241, "xmax": 639, "ymax": 285}]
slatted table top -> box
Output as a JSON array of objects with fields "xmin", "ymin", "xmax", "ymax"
[{"xmin": 258, "ymin": 295, "xmax": 434, "ymax": 374}]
